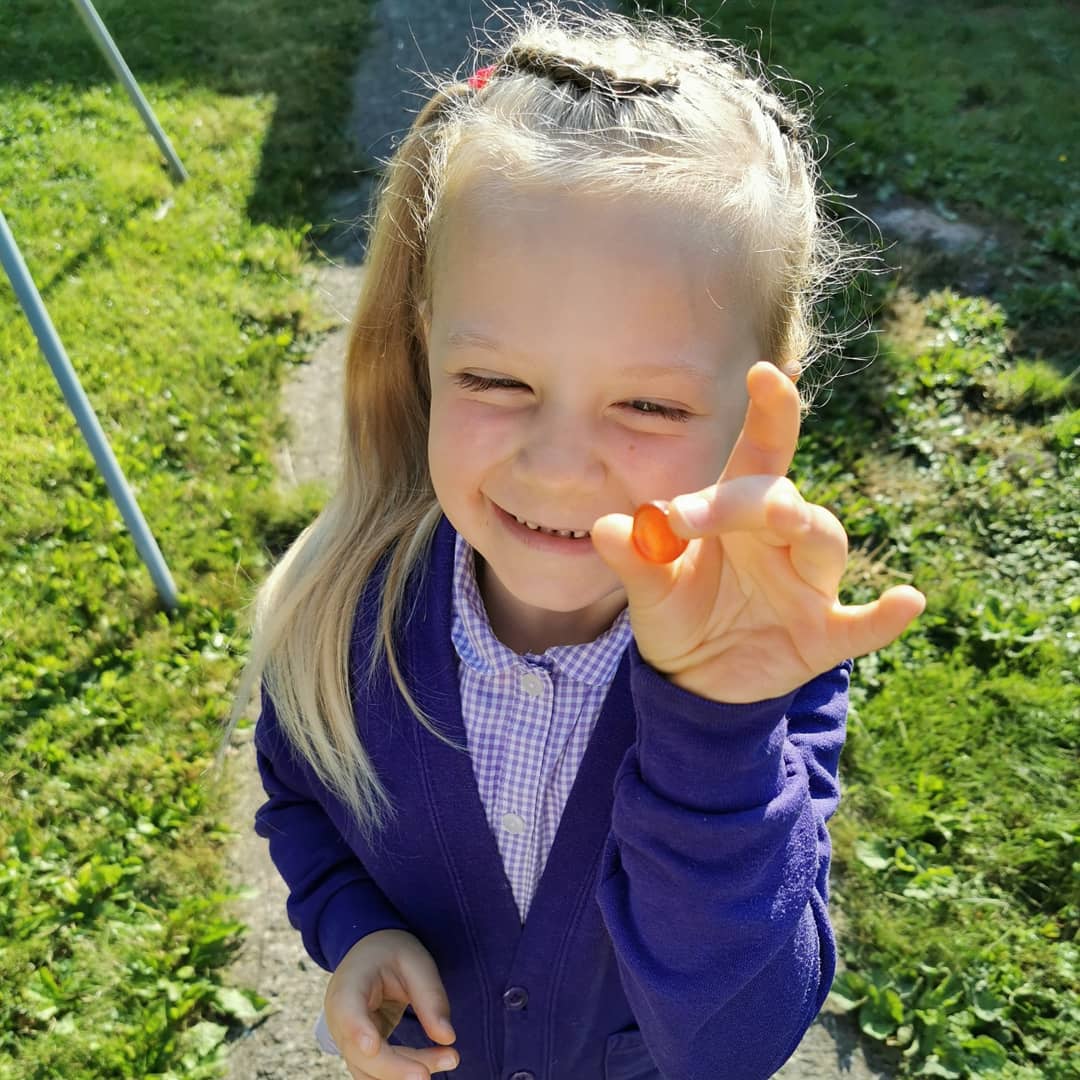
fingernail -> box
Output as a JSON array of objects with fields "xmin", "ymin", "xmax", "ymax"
[
  {"xmin": 672, "ymin": 494, "xmax": 710, "ymax": 529},
  {"xmin": 360, "ymin": 1034, "xmax": 376, "ymax": 1055},
  {"xmin": 438, "ymin": 1054, "xmax": 458, "ymax": 1070}
]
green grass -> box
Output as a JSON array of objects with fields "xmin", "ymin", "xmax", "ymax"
[
  {"xmin": 0, "ymin": 1, "xmax": 371, "ymax": 1076},
  {"xmin": 802, "ymin": 294, "xmax": 1078, "ymax": 1078},
  {"xmin": 627, "ymin": 1, "xmax": 1079, "ymax": 1075}
]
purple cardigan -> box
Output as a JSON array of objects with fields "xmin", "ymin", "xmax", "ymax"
[{"xmin": 254, "ymin": 513, "xmax": 851, "ymax": 1079}]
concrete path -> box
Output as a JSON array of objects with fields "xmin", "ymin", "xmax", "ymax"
[{"xmin": 220, "ymin": 2, "xmax": 897, "ymax": 1076}]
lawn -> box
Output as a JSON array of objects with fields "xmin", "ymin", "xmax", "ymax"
[
  {"xmin": 1, "ymin": 0, "xmax": 1076, "ymax": 1078},
  {"xmin": 1, "ymin": 1, "xmax": 373, "ymax": 1076}
]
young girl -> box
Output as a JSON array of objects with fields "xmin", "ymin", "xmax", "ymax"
[{"xmin": 221, "ymin": 5, "xmax": 925, "ymax": 1078}]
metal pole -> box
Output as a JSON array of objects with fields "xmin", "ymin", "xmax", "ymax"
[
  {"xmin": 0, "ymin": 211, "xmax": 179, "ymax": 612},
  {"xmin": 69, "ymin": 0, "xmax": 189, "ymax": 184}
]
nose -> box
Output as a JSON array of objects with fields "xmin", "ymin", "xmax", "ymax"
[{"xmin": 513, "ymin": 404, "xmax": 603, "ymax": 494}]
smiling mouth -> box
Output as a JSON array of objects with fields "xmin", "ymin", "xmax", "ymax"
[{"xmin": 510, "ymin": 512, "xmax": 590, "ymax": 539}]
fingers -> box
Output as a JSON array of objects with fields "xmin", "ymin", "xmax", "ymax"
[
  {"xmin": 347, "ymin": 1040, "xmax": 460, "ymax": 1079},
  {"xmin": 670, "ymin": 475, "xmax": 811, "ymax": 546},
  {"xmin": 787, "ymin": 503, "xmax": 849, "ymax": 597},
  {"xmin": 394, "ymin": 948, "xmax": 456, "ymax": 1047},
  {"xmin": 668, "ymin": 477, "xmax": 848, "ymax": 595},
  {"xmin": 720, "ymin": 361, "xmax": 801, "ymax": 483},
  {"xmin": 346, "ymin": 943, "xmax": 457, "ymax": 1078},
  {"xmin": 326, "ymin": 931, "xmax": 458, "ymax": 1080},
  {"xmin": 324, "ymin": 978, "xmax": 380, "ymax": 1062},
  {"xmin": 831, "ymin": 585, "xmax": 927, "ymax": 659}
]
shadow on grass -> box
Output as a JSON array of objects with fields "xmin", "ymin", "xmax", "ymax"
[
  {"xmin": 877, "ymin": 235, "xmax": 1079, "ymax": 379},
  {"xmin": 2, "ymin": 0, "xmax": 379, "ymax": 230}
]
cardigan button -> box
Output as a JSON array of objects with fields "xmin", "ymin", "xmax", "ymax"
[
  {"xmin": 502, "ymin": 985, "xmax": 529, "ymax": 1010},
  {"xmin": 508, "ymin": 1073, "xmax": 535, "ymax": 1080}
]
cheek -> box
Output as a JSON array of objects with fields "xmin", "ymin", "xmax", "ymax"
[
  {"xmin": 611, "ymin": 429, "xmax": 727, "ymax": 503},
  {"xmin": 430, "ymin": 397, "xmax": 516, "ymax": 470}
]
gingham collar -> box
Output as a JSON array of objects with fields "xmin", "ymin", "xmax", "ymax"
[{"xmin": 450, "ymin": 529, "xmax": 632, "ymax": 687}]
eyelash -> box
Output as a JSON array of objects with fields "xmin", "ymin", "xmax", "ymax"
[{"xmin": 452, "ymin": 372, "xmax": 691, "ymax": 423}]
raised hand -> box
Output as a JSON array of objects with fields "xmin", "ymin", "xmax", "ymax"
[
  {"xmin": 591, "ymin": 361, "xmax": 925, "ymax": 704},
  {"xmin": 325, "ymin": 929, "xmax": 459, "ymax": 1080}
]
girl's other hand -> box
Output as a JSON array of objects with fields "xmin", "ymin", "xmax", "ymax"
[
  {"xmin": 325, "ymin": 929, "xmax": 459, "ymax": 1079},
  {"xmin": 592, "ymin": 361, "xmax": 926, "ymax": 704}
]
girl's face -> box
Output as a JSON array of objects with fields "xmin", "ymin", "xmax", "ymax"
[{"xmin": 423, "ymin": 179, "xmax": 762, "ymax": 654}]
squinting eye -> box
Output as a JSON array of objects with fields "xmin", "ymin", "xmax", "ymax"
[
  {"xmin": 626, "ymin": 400, "xmax": 691, "ymax": 423},
  {"xmin": 453, "ymin": 374, "xmax": 690, "ymax": 422},
  {"xmin": 453, "ymin": 372, "xmax": 527, "ymax": 392}
]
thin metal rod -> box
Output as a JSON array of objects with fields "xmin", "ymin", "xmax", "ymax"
[
  {"xmin": 70, "ymin": 0, "xmax": 189, "ymax": 184},
  {"xmin": 1, "ymin": 211, "xmax": 179, "ymax": 612}
]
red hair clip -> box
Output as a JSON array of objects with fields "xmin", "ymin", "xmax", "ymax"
[{"xmin": 467, "ymin": 64, "xmax": 497, "ymax": 90}]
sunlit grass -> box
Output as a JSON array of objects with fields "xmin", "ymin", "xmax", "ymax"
[{"xmin": 0, "ymin": 1, "xmax": 372, "ymax": 1075}]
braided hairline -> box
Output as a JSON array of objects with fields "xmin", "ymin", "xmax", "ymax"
[
  {"xmin": 483, "ymin": 44, "xmax": 800, "ymax": 140},
  {"xmin": 494, "ymin": 44, "xmax": 679, "ymax": 98}
]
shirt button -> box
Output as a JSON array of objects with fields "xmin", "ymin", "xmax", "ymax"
[
  {"xmin": 501, "ymin": 812, "xmax": 526, "ymax": 835},
  {"xmin": 518, "ymin": 670, "xmax": 546, "ymax": 697},
  {"xmin": 509, "ymin": 1073, "xmax": 535, "ymax": 1080},
  {"xmin": 502, "ymin": 986, "xmax": 529, "ymax": 1010}
]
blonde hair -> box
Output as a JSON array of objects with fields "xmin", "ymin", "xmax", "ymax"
[{"xmin": 214, "ymin": 1, "xmax": 865, "ymax": 843}]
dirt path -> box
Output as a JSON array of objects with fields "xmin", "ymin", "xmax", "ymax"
[{"xmin": 218, "ymin": 2, "xmax": 899, "ymax": 1076}]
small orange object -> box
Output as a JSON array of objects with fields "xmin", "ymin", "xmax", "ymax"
[{"xmin": 632, "ymin": 501, "xmax": 688, "ymax": 563}]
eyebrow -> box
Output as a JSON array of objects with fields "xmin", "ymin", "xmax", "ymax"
[
  {"xmin": 444, "ymin": 330, "xmax": 717, "ymax": 385},
  {"xmin": 446, "ymin": 330, "xmax": 504, "ymax": 353}
]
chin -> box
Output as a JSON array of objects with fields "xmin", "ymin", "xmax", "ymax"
[{"xmin": 497, "ymin": 567, "xmax": 622, "ymax": 616}]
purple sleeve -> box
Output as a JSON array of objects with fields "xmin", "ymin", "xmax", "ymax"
[
  {"xmin": 595, "ymin": 647, "xmax": 851, "ymax": 1080},
  {"xmin": 253, "ymin": 688, "xmax": 411, "ymax": 972}
]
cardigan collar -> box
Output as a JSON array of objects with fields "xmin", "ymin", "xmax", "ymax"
[{"xmin": 395, "ymin": 513, "xmax": 636, "ymax": 955}]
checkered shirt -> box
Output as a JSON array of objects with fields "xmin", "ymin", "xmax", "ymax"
[{"xmin": 450, "ymin": 531, "xmax": 632, "ymax": 923}]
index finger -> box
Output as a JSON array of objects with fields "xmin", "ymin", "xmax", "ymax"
[{"xmin": 719, "ymin": 361, "xmax": 801, "ymax": 483}]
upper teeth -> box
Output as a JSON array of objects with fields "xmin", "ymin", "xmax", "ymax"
[{"xmin": 514, "ymin": 514, "xmax": 589, "ymax": 539}]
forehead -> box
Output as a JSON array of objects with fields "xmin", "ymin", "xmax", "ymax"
[{"xmin": 427, "ymin": 178, "xmax": 758, "ymax": 368}]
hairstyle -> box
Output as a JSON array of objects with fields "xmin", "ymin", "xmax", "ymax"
[{"xmin": 214, "ymin": 1, "xmax": 867, "ymax": 843}]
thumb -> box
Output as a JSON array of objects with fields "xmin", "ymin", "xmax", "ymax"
[
  {"xmin": 591, "ymin": 512, "xmax": 680, "ymax": 609},
  {"xmin": 397, "ymin": 948, "xmax": 456, "ymax": 1046}
]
